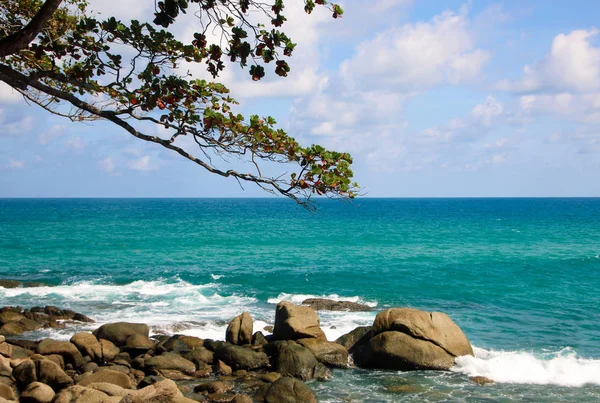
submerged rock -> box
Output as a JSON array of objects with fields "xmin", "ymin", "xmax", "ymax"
[
  {"xmin": 302, "ymin": 298, "xmax": 373, "ymax": 312},
  {"xmin": 471, "ymin": 376, "xmax": 494, "ymax": 385}
]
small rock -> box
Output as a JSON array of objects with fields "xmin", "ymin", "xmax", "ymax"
[
  {"xmin": 20, "ymin": 381, "xmax": 55, "ymax": 403},
  {"xmin": 194, "ymin": 381, "xmax": 234, "ymax": 394},
  {"xmin": 471, "ymin": 376, "xmax": 494, "ymax": 385},
  {"xmin": 301, "ymin": 298, "xmax": 373, "ymax": 312}
]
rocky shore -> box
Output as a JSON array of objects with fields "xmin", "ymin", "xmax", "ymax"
[{"xmin": 0, "ymin": 300, "xmax": 474, "ymax": 402}]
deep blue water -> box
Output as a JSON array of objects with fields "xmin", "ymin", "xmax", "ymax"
[{"xmin": 1, "ymin": 198, "xmax": 599, "ymax": 402}]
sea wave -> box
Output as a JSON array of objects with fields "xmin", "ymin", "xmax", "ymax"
[
  {"xmin": 452, "ymin": 347, "xmax": 600, "ymax": 387},
  {"xmin": 267, "ymin": 292, "xmax": 378, "ymax": 308}
]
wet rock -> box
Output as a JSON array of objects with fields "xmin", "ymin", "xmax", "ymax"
[
  {"xmin": 226, "ymin": 312, "xmax": 253, "ymax": 346},
  {"xmin": 214, "ymin": 360, "xmax": 232, "ymax": 376},
  {"xmin": 251, "ymin": 332, "xmax": 268, "ymax": 346},
  {"xmin": 182, "ymin": 347, "xmax": 214, "ymax": 367},
  {"xmin": 93, "ymin": 323, "xmax": 149, "ymax": 347},
  {"xmin": 270, "ymin": 341, "xmax": 331, "ymax": 381},
  {"xmin": 302, "ymin": 298, "xmax": 373, "ymax": 312},
  {"xmin": 264, "ymin": 377, "xmax": 317, "ymax": 403},
  {"xmin": 155, "ymin": 335, "xmax": 203, "ymax": 354},
  {"xmin": 273, "ymin": 302, "xmax": 326, "ymax": 341},
  {"xmin": 471, "ymin": 376, "xmax": 494, "ymax": 385},
  {"xmin": 297, "ymin": 338, "xmax": 349, "ymax": 368},
  {"xmin": 231, "ymin": 395, "xmax": 253, "ymax": 403},
  {"xmin": 194, "ymin": 381, "xmax": 234, "ymax": 394},
  {"xmin": 214, "ymin": 344, "xmax": 269, "ymax": 371},
  {"xmin": 260, "ymin": 372, "xmax": 281, "ymax": 383},
  {"xmin": 20, "ymin": 381, "xmax": 55, "ymax": 403},
  {"xmin": 335, "ymin": 326, "xmax": 375, "ymax": 353}
]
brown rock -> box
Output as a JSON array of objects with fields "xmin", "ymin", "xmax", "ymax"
[
  {"xmin": 270, "ymin": 341, "xmax": 331, "ymax": 381},
  {"xmin": 182, "ymin": 347, "xmax": 214, "ymax": 367},
  {"xmin": 20, "ymin": 381, "xmax": 55, "ymax": 403},
  {"xmin": 297, "ymin": 338, "xmax": 349, "ymax": 368},
  {"xmin": 226, "ymin": 312, "xmax": 253, "ymax": 346},
  {"xmin": 273, "ymin": 302, "xmax": 326, "ymax": 341},
  {"xmin": 194, "ymin": 381, "xmax": 234, "ymax": 394},
  {"xmin": 78, "ymin": 368, "xmax": 133, "ymax": 389},
  {"xmin": 214, "ymin": 360, "xmax": 232, "ymax": 376},
  {"xmin": 214, "ymin": 344, "xmax": 269, "ymax": 371},
  {"xmin": 0, "ymin": 384, "xmax": 15, "ymax": 401},
  {"xmin": 260, "ymin": 372, "xmax": 281, "ymax": 383},
  {"xmin": 53, "ymin": 385, "xmax": 115, "ymax": 403},
  {"xmin": 93, "ymin": 323, "xmax": 149, "ymax": 347},
  {"xmin": 335, "ymin": 326, "xmax": 375, "ymax": 353},
  {"xmin": 302, "ymin": 298, "xmax": 372, "ymax": 312},
  {"xmin": 471, "ymin": 376, "xmax": 494, "ymax": 385},
  {"xmin": 125, "ymin": 334, "xmax": 154, "ymax": 351},
  {"xmin": 145, "ymin": 352, "xmax": 196, "ymax": 374},
  {"xmin": 231, "ymin": 395, "xmax": 253, "ymax": 403},
  {"xmin": 0, "ymin": 323, "xmax": 25, "ymax": 336},
  {"xmin": 37, "ymin": 339, "xmax": 84, "ymax": 368},
  {"xmin": 373, "ymin": 308, "xmax": 473, "ymax": 357},
  {"xmin": 264, "ymin": 377, "xmax": 317, "ymax": 403}
]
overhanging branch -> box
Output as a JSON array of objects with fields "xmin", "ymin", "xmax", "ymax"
[{"xmin": 0, "ymin": 0, "xmax": 63, "ymax": 58}]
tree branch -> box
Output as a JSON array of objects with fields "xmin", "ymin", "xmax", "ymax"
[{"xmin": 0, "ymin": 0, "xmax": 63, "ymax": 58}]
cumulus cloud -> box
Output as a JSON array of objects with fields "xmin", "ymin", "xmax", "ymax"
[
  {"xmin": 497, "ymin": 29, "xmax": 600, "ymax": 93},
  {"xmin": 0, "ymin": 112, "xmax": 33, "ymax": 136},
  {"xmin": 39, "ymin": 125, "xmax": 67, "ymax": 145},
  {"xmin": 8, "ymin": 159, "xmax": 25, "ymax": 169},
  {"xmin": 0, "ymin": 83, "xmax": 22, "ymax": 104}
]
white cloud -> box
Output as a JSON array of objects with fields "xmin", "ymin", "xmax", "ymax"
[
  {"xmin": 65, "ymin": 136, "xmax": 85, "ymax": 152},
  {"xmin": 339, "ymin": 7, "xmax": 490, "ymax": 91},
  {"xmin": 0, "ymin": 83, "xmax": 21, "ymax": 104},
  {"xmin": 8, "ymin": 159, "xmax": 25, "ymax": 169},
  {"xmin": 498, "ymin": 29, "xmax": 600, "ymax": 93},
  {"xmin": 39, "ymin": 125, "xmax": 67, "ymax": 145},
  {"xmin": 99, "ymin": 157, "xmax": 115, "ymax": 173},
  {"xmin": 128, "ymin": 155, "xmax": 156, "ymax": 171},
  {"xmin": 0, "ymin": 113, "xmax": 33, "ymax": 136}
]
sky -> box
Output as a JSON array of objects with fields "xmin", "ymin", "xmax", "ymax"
[{"xmin": 1, "ymin": 0, "xmax": 599, "ymax": 198}]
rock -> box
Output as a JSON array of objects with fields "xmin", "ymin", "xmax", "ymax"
[
  {"xmin": 14, "ymin": 358, "xmax": 74, "ymax": 391},
  {"xmin": 93, "ymin": 323, "xmax": 149, "ymax": 347},
  {"xmin": 471, "ymin": 376, "xmax": 494, "ymax": 385},
  {"xmin": 71, "ymin": 332, "xmax": 100, "ymax": 358},
  {"xmin": 260, "ymin": 372, "xmax": 281, "ymax": 383},
  {"xmin": 1, "ymin": 341, "xmax": 33, "ymax": 359},
  {"xmin": 297, "ymin": 338, "xmax": 349, "ymax": 368},
  {"xmin": 356, "ymin": 331, "xmax": 455, "ymax": 370},
  {"xmin": 226, "ymin": 312, "xmax": 253, "ymax": 345},
  {"xmin": 194, "ymin": 381, "xmax": 234, "ymax": 394},
  {"xmin": 145, "ymin": 352, "xmax": 196, "ymax": 374},
  {"xmin": 126, "ymin": 378, "xmax": 184, "ymax": 402},
  {"xmin": 20, "ymin": 382, "xmax": 55, "ymax": 403},
  {"xmin": 125, "ymin": 334, "xmax": 154, "ymax": 351},
  {"xmin": 0, "ymin": 383, "xmax": 15, "ymax": 401},
  {"xmin": 0, "ymin": 323, "xmax": 25, "ymax": 336},
  {"xmin": 270, "ymin": 341, "xmax": 331, "ymax": 381},
  {"xmin": 37, "ymin": 339, "xmax": 84, "ymax": 368},
  {"xmin": 301, "ymin": 298, "xmax": 372, "ymax": 312},
  {"xmin": 86, "ymin": 382, "xmax": 131, "ymax": 397},
  {"xmin": 386, "ymin": 384, "xmax": 425, "ymax": 393},
  {"xmin": 53, "ymin": 385, "xmax": 117, "ymax": 403},
  {"xmin": 78, "ymin": 368, "xmax": 134, "ymax": 389},
  {"xmin": 335, "ymin": 326, "xmax": 375, "ymax": 352},
  {"xmin": 101, "ymin": 339, "xmax": 121, "ymax": 362},
  {"xmin": 251, "ymin": 332, "xmax": 268, "ymax": 346},
  {"xmin": 231, "ymin": 395, "xmax": 253, "ymax": 403},
  {"xmin": 214, "ymin": 360, "xmax": 232, "ymax": 376},
  {"xmin": 374, "ymin": 308, "xmax": 474, "ymax": 357},
  {"xmin": 264, "ymin": 377, "xmax": 317, "ymax": 403},
  {"xmin": 0, "ymin": 355, "xmax": 11, "ymax": 377},
  {"xmin": 0, "ymin": 311, "xmax": 25, "ymax": 323},
  {"xmin": 182, "ymin": 347, "xmax": 213, "ymax": 367},
  {"xmin": 0, "ymin": 280, "xmax": 22, "ymax": 289},
  {"xmin": 273, "ymin": 302, "xmax": 326, "ymax": 341},
  {"xmin": 214, "ymin": 344, "xmax": 269, "ymax": 371},
  {"xmin": 155, "ymin": 335, "xmax": 203, "ymax": 354}
]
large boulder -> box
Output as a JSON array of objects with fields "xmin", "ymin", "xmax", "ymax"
[
  {"xmin": 302, "ymin": 298, "xmax": 372, "ymax": 312},
  {"xmin": 37, "ymin": 339, "xmax": 84, "ymax": 368},
  {"xmin": 154, "ymin": 335, "xmax": 203, "ymax": 354},
  {"xmin": 53, "ymin": 385, "xmax": 119, "ymax": 403},
  {"xmin": 214, "ymin": 344, "xmax": 268, "ymax": 370},
  {"xmin": 93, "ymin": 323, "xmax": 149, "ymax": 347},
  {"xmin": 14, "ymin": 358, "xmax": 74, "ymax": 391},
  {"xmin": 226, "ymin": 312, "xmax": 253, "ymax": 345},
  {"xmin": 269, "ymin": 341, "xmax": 331, "ymax": 381},
  {"xmin": 78, "ymin": 368, "xmax": 134, "ymax": 389},
  {"xmin": 145, "ymin": 352, "xmax": 196, "ymax": 374},
  {"xmin": 374, "ymin": 308, "xmax": 473, "ymax": 357},
  {"xmin": 355, "ymin": 308, "xmax": 473, "ymax": 370},
  {"xmin": 264, "ymin": 377, "xmax": 317, "ymax": 403},
  {"xmin": 0, "ymin": 383, "xmax": 15, "ymax": 401},
  {"xmin": 297, "ymin": 338, "xmax": 349, "ymax": 368},
  {"xmin": 273, "ymin": 302, "xmax": 326, "ymax": 341}
]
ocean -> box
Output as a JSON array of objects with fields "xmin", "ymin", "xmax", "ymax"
[{"xmin": 1, "ymin": 198, "xmax": 599, "ymax": 402}]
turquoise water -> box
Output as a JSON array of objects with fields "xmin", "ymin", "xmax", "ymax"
[{"xmin": 1, "ymin": 198, "xmax": 599, "ymax": 401}]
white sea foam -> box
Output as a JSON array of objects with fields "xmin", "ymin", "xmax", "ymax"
[
  {"xmin": 452, "ymin": 347, "xmax": 600, "ymax": 387},
  {"xmin": 210, "ymin": 274, "xmax": 224, "ymax": 280},
  {"xmin": 267, "ymin": 292, "xmax": 378, "ymax": 308}
]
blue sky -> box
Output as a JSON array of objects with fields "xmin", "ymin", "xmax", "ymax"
[{"xmin": 1, "ymin": 0, "xmax": 599, "ymax": 197}]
